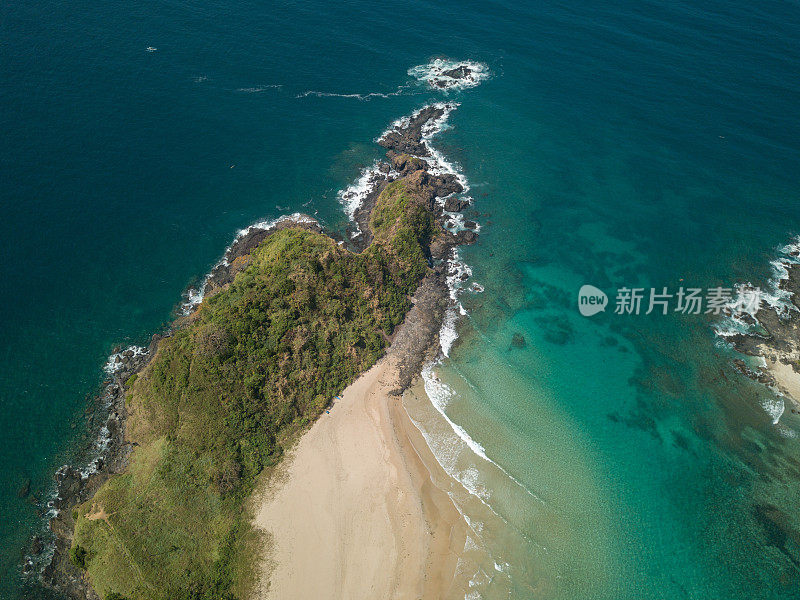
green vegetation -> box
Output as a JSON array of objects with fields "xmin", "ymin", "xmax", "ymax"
[
  {"xmin": 69, "ymin": 544, "xmax": 89, "ymax": 569},
  {"xmin": 71, "ymin": 180, "xmax": 436, "ymax": 600}
]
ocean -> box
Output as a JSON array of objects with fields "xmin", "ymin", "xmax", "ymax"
[{"xmin": 2, "ymin": 0, "xmax": 800, "ymax": 598}]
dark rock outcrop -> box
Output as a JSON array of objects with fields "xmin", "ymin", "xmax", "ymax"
[
  {"xmin": 31, "ymin": 536, "xmax": 44, "ymax": 555},
  {"xmin": 378, "ymin": 105, "xmax": 450, "ymax": 156},
  {"xmin": 386, "ymin": 151, "xmax": 427, "ymax": 175},
  {"xmin": 443, "ymin": 196, "xmax": 470, "ymax": 212},
  {"xmin": 455, "ymin": 229, "xmax": 478, "ymax": 245},
  {"xmin": 442, "ymin": 65, "xmax": 472, "ymax": 79},
  {"xmin": 41, "ymin": 338, "xmax": 154, "ymax": 599}
]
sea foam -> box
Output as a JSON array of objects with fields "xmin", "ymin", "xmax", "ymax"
[
  {"xmin": 762, "ymin": 395, "xmax": 785, "ymax": 425},
  {"xmin": 296, "ymin": 57, "xmax": 490, "ymax": 101},
  {"xmin": 715, "ymin": 236, "xmax": 800, "ymax": 426},
  {"xmin": 408, "ymin": 58, "xmax": 490, "ymax": 91},
  {"xmin": 714, "ymin": 235, "xmax": 800, "ymax": 338},
  {"xmin": 365, "ymin": 98, "xmax": 550, "ymax": 517},
  {"xmin": 337, "ymin": 161, "xmax": 385, "ymax": 226},
  {"xmin": 297, "ymin": 85, "xmax": 411, "ymax": 101},
  {"xmin": 236, "ymin": 85, "xmax": 282, "ymax": 93}
]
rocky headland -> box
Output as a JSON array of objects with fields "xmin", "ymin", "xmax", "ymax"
[{"xmin": 35, "ymin": 101, "xmax": 479, "ymax": 600}]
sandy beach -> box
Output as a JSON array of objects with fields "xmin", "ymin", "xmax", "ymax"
[
  {"xmin": 252, "ymin": 355, "xmax": 467, "ymax": 600},
  {"xmin": 762, "ymin": 354, "xmax": 800, "ymax": 411}
]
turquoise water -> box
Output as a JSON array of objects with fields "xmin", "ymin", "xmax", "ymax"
[{"xmin": 3, "ymin": 0, "xmax": 800, "ymax": 597}]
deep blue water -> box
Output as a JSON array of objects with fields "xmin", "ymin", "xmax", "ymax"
[{"xmin": 2, "ymin": 0, "xmax": 800, "ymax": 597}]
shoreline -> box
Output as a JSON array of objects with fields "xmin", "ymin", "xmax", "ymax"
[
  {"xmin": 35, "ymin": 216, "xmax": 328, "ymax": 597},
  {"xmin": 35, "ymin": 61, "xmax": 485, "ymax": 597},
  {"xmin": 246, "ymin": 96, "xmax": 487, "ymax": 599},
  {"xmin": 721, "ymin": 238, "xmax": 800, "ymax": 421},
  {"xmin": 252, "ymin": 227, "xmax": 472, "ymax": 599}
]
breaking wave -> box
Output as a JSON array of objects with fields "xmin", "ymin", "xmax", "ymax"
[
  {"xmin": 236, "ymin": 84, "xmax": 282, "ymax": 93},
  {"xmin": 715, "ymin": 235, "xmax": 800, "ymax": 338},
  {"xmin": 408, "ymin": 58, "xmax": 490, "ymax": 91},
  {"xmin": 715, "ymin": 236, "xmax": 800, "ymax": 427}
]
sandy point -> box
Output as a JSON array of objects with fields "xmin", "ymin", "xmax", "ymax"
[{"xmin": 251, "ymin": 356, "xmax": 467, "ymax": 600}]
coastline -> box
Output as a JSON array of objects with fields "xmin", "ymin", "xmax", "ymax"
[
  {"xmin": 251, "ymin": 94, "xmax": 486, "ymax": 599},
  {"xmin": 36, "ymin": 216, "xmax": 328, "ymax": 597},
  {"xmin": 252, "ymin": 229, "xmax": 472, "ymax": 599},
  {"xmin": 35, "ymin": 61, "xmax": 486, "ymax": 598},
  {"xmin": 720, "ymin": 238, "xmax": 800, "ymax": 422},
  {"xmin": 7, "ymin": 1, "xmax": 800, "ymax": 594}
]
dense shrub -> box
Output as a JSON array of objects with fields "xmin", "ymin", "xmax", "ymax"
[{"xmin": 69, "ymin": 544, "xmax": 88, "ymax": 569}]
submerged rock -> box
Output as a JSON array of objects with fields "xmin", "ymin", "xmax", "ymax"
[
  {"xmin": 753, "ymin": 503, "xmax": 800, "ymax": 570},
  {"xmin": 724, "ymin": 250, "xmax": 800, "ymax": 413},
  {"xmin": 17, "ymin": 478, "xmax": 31, "ymax": 499},
  {"xmin": 511, "ymin": 333, "xmax": 526, "ymax": 348},
  {"xmin": 31, "ymin": 536, "xmax": 44, "ymax": 555}
]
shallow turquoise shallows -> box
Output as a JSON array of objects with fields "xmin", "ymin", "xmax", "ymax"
[{"xmin": 2, "ymin": 0, "xmax": 800, "ymax": 597}]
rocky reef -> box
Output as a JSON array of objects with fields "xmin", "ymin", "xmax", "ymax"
[
  {"xmin": 724, "ymin": 251, "xmax": 800, "ymax": 416},
  {"xmin": 351, "ymin": 103, "xmax": 478, "ymax": 249},
  {"xmin": 411, "ymin": 59, "xmax": 489, "ymax": 91}
]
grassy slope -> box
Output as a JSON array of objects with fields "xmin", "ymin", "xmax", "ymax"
[{"xmin": 71, "ymin": 180, "xmax": 435, "ymax": 600}]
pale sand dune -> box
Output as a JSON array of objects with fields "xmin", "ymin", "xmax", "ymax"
[{"xmin": 252, "ymin": 357, "xmax": 467, "ymax": 600}]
